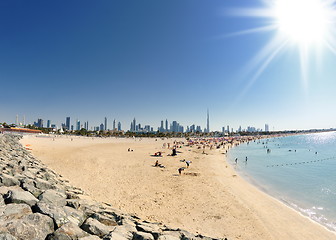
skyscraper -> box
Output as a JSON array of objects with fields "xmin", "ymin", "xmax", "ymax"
[
  {"xmin": 47, "ymin": 120, "xmax": 51, "ymax": 128},
  {"xmin": 117, "ymin": 122, "xmax": 121, "ymax": 131},
  {"xmin": 160, "ymin": 120, "xmax": 164, "ymax": 132},
  {"xmin": 113, "ymin": 119, "xmax": 116, "ymax": 130},
  {"xmin": 104, "ymin": 117, "xmax": 107, "ymax": 130},
  {"xmin": 37, "ymin": 119, "xmax": 43, "ymax": 128},
  {"xmin": 76, "ymin": 120, "xmax": 80, "ymax": 131},
  {"xmin": 131, "ymin": 118, "xmax": 136, "ymax": 132},
  {"xmin": 265, "ymin": 124, "xmax": 269, "ymax": 132},
  {"xmin": 206, "ymin": 109, "xmax": 210, "ymax": 133},
  {"xmin": 66, "ymin": 117, "xmax": 71, "ymax": 130},
  {"xmin": 165, "ymin": 119, "xmax": 168, "ymax": 132}
]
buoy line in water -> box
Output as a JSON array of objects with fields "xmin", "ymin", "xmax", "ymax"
[{"xmin": 266, "ymin": 156, "xmax": 336, "ymax": 168}]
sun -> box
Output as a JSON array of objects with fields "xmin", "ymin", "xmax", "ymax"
[
  {"xmin": 226, "ymin": 0, "xmax": 336, "ymax": 92},
  {"xmin": 274, "ymin": 0, "xmax": 331, "ymax": 45}
]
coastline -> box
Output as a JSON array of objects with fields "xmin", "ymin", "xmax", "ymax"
[
  {"xmin": 227, "ymin": 134, "xmax": 336, "ymax": 234},
  {"xmin": 20, "ymin": 135, "xmax": 336, "ymax": 239}
]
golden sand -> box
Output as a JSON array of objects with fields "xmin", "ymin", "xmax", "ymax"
[{"xmin": 20, "ymin": 135, "xmax": 336, "ymax": 240}]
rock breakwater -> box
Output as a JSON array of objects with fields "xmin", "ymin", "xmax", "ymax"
[{"xmin": 0, "ymin": 134, "xmax": 226, "ymax": 240}]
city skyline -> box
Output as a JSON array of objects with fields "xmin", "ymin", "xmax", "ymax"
[
  {"xmin": 5, "ymin": 113, "xmax": 272, "ymax": 133},
  {"xmin": 2, "ymin": 1, "xmax": 336, "ymax": 131}
]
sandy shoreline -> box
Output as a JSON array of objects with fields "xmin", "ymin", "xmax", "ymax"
[{"xmin": 20, "ymin": 135, "xmax": 336, "ymax": 240}]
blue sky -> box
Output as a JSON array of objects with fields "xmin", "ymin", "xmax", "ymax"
[{"xmin": 1, "ymin": 0, "xmax": 336, "ymax": 131}]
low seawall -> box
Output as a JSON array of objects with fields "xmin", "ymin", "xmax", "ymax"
[{"xmin": 0, "ymin": 134, "xmax": 225, "ymax": 240}]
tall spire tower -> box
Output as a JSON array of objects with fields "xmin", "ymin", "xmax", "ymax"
[{"xmin": 207, "ymin": 109, "xmax": 210, "ymax": 133}]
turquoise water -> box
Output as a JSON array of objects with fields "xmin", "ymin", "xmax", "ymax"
[{"xmin": 227, "ymin": 131, "xmax": 336, "ymax": 231}]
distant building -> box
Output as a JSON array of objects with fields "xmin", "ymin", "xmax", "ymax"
[
  {"xmin": 113, "ymin": 119, "xmax": 116, "ymax": 130},
  {"xmin": 37, "ymin": 119, "xmax": 43, "ymax": 128},
  {"xmin": 265, "ymin": 124, "xmax": 269, "ymax": 132},
  {"xmin": 171, "ymin": 121, "xmax": 178, "ymax": 132},
  {"xmin": 130, "ymin": 118, "xmax": 136, "ymax": 132},
  {"xmin": 66, "ymin": 117, "xmax": 71, "ymax": 130},
  {"xmin": 206, "ymin": 109, "xmax": 210, "ymax": 133},
  {"xmin": 189, "ymin": 124, "xmax": 194, "ymax": 132},
  {"xmin": 76, "ymin": 120, "xmax": 80, "ymax": 131},
  {"xmin": 47, "ymin": 120, "xmax": 51, "ymax": 128},
  {"xmin": 160, "ymin": 120, "xmax": 164, "ymax": 132},
  {"xmin": 117, "ymin": 122, "xmax": 121, "ymax": 131},
  {"xmin": 165, "ymin": 119, "xmax": 168, "ymax": 132},
  {"xmin": 104, "ymin": 117, "xmax": 107, "ymax": 131},
  {"xmin": 100, "ymin": 123, "xmax": 104, "ymax": 131}
]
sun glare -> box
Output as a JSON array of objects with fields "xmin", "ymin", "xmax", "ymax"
[
  {"xmin": 227, "ymin": 0, "xmax": 336, "ymax": 93},
  {"xmin": 274, "ymin": 0, "xmax": 331, "ymax": 45}
]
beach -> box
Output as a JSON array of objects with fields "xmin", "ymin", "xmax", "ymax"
[{"xmin": 20, "ymin": 135, "xmax": 336, "ymax": 240}]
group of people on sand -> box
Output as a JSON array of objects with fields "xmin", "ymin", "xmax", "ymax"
[
  {"xmin": 177, "ymin": 159, "xmax": 192, "ymax": 175},
  {"xmin": 152, "ymin": 141, "xmax": 195, "ymax": 176}
]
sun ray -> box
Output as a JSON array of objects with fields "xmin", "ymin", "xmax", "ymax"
[
  {"xmin": 233, "ymin": 34, "xmax": 289, "ymax": 105},
  {"xmin": 225, "ymin": 0, "xmax": 336, "ymax": 99},
  {"xmin": 222, "ymin": 25, "xmax": 277, "ymax": 38}
]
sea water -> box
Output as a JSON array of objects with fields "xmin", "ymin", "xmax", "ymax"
[{"xmin": 227, "ymin": 131, "xmax": 336, "ymax": 231}]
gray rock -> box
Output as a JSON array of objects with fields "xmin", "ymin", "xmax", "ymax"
[
  {"xmin": 20, "ymin": 178, "xmax": 43, "ymax": 198},
  {"xmin": 180, "ymin": 230, "xmax": 200, "ymax": 240},
  {"xmin": 0, "ymin": 233, "xmax": 17, "ymax": 240},
  {"xmin": 91, "ymin": 213, "xmax": 118, "ymax": 227},
  {"xmin": 0, "ymin": 198, "xmax": 5, "ymax": 206},
  {"xmin": 111, "ymin": 226, "xmax": 134, "ymax": 239},
  {"xmin": 0, "ymin": 174, "xmax": 19, "ymax": 187},
  {"xmin": 35, "ymin": 202, "xmax": 70, "ymax": 227},
  {"xmin": 38, "ymin": 189, "xmax": 67, "ymax": 206},
  {"xmin": 66, "ymin": 199, "xmax": 81, "ymax": 209},
  {"xmin": 158, "ymin": 235, "xmax": 180, "ymax": 240},
  {"xmin": 103, "ymin": 231, "xmax": 129, "ymax": 240},
  {"xmin": 0, "ymin": 204, "xmax": 32, "ymax": 221},
  {"xmin": 160, "ymin": 231, "xmax": 181, "ymax": 238},
  {"xmin": 133, "ymin": 231, "xmax": 154, "ymax": 240},
  {"xmin": 63, "ymin": 206, "xmax": 86, "ymax": 226},
  {"xmin": 35, "ymin": 202, "xmax": 86, "ymax": 228},
  {"xmin": 4, "ymin": 189, "xmax": 38, "ymax": 207},
  {"xmin": 81, "ymin": 217, "xmax": 114, "ymax": 237},
  {"xmin": 136, "ymin": 222, "xmax": 161, "ymax": 233},
  {"xmin": 0, "ymin": 213, "xmax": 54, "ymax": 240},
  {"xmin": 47, "ymin": 222, "xmax": 89, "ymax": 240},
  {"xmin": 34, "ymin": 178, "xmax": 54, "ymax": 190}
]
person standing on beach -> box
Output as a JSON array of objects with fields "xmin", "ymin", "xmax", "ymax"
[
  {"xmin": 235, "ymin": 158, "xmax": 238, "ymax": 164},
  {"xmin": 178, "ymin": 167, "xmax": 184, "ymax": 175}
]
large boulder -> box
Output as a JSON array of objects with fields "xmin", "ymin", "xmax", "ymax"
[
  {"xmin": 0, "ymin": 212, "xmax": 54, "ymax": 240},
  {"xmin": 34, "ymin": 202, "xmax": 86, "ymax": 228},
  {"xmin": 0, "ymin": 204, "xmax": 32, "ymax": 222},
  {"xmin": 0, "ymin": 174, "xmax": 19, "ymax": 187},
  {"xmin": 38, "ymin": 189, "xmax": 67, "ymax": 207},
  {"xmin": 47, "ymin": 222, "xmax": 89, "ymax": 240},
  {"xmin": 133, "ymin": 231, "xmax": 154, "ymax": 240},
  {"xmin": 81, "ymin": 217, "xmax": 114, "ymax": 237},
  {"xmin": 4, "ymin": 189, "xmax": 38, "ymax": 207},
  {"xmin": 158, "ymin": 235, "xmax": 180, "ymax": 240},
  {"xmin": 0, "ymin": 233, "xmax": 17, "ymax": 240}
]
